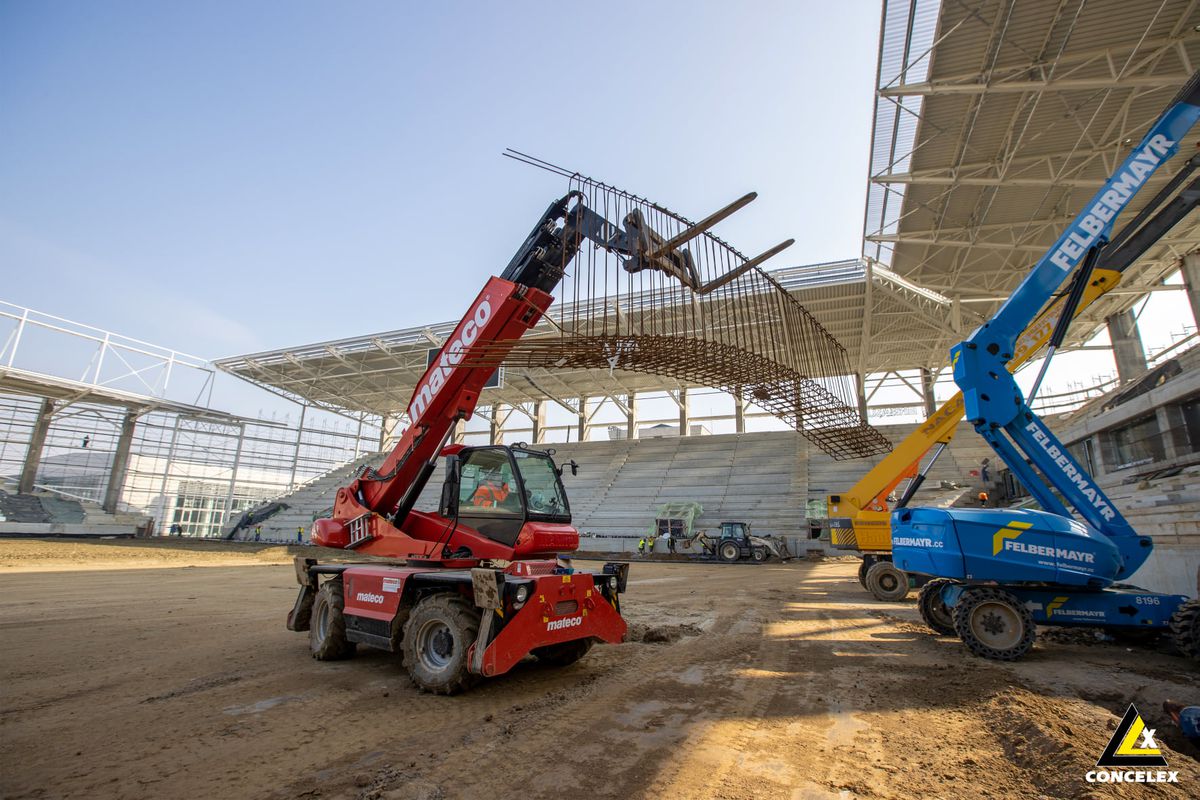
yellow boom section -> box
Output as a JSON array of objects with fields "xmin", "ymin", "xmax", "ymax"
[{"xmin": 828, "ymin": 266, "xmax": 1124, "ymax": 553}]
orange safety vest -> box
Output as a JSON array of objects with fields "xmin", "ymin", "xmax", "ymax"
[{"xmin": 472, "ymin": 482, "xmax": 510, "ymax": 508}]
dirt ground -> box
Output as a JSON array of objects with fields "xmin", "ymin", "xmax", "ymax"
[{"xmin": 1, "ymin": 539, "xmax": 1198, "ymax": 800}]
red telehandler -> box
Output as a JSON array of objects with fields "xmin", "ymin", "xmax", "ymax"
[{"xmin": 286, "ymin": 192, "xmax": 631, "ymax": 693}]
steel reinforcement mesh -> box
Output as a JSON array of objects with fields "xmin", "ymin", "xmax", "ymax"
[{"xmin": 477, "ymin": 167, "xmax": 891, "ymax": 460}]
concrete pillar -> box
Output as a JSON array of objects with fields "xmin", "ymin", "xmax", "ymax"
[
  {"xmin": 1156, "ymin": 404, "xmax": 1188, "ymax": 461},
  {"xmin": 531, "ymin": 401, "xmax": 545, "ymax": 444},
  {"xmin": 378, "ymin": 415, "xmax": 399, "ymax": 452},
  {"xmin": 855, "ymin": 373, "xmax": 868, "ymax": 421},
  {"xmin": 733, "ymin": 390, "xmax": 745, "ymax": 434},
  {"xmin": 576, "ymin": 397, "xmax": 587, "ymax": 442},
  {"xmin": 625, "ymin": 393, "xmax": 637, "ymax": 440},
  {"xmin": 1183, "ymin": 252, "xmax": 1200, "ymax": 330},
  {"xmin": 18, "ymin": 398, "xmax": 55, "ymax": 494},
  {"xmin": 920, "ymin": 368, "xmax": 937, "ymax": 417},
  {"xmin": 1107, "ymin": 309, "xmax": 1148, "ymax": 384},
  {"xmin": 678, "ymin": 389, "xmax": 689, "ymax": 436},
  {"xmin": 452, "ymin": 419, "xmax": 466, "ymax": 445},
  {"xmin": 103, "ymin": 410, "xmax": 139, "ymax": 512},
  {"xmin": 489, "ymin": 405, "xmax": 501, "ymax": 445}
]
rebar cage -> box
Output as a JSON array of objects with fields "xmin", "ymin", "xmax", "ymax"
[{"xmin": 480, "ymin": 160, "xmax": 891, "ymax": 460}]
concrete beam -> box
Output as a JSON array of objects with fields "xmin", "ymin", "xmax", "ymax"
[
  {"xmin": 18, "ymin": 399, "xmax": 55, "ymax": 494},
  {"xmin": 103, "ymin": 410, "xmax": 139, "ymax": 512},
  {"xmin": 1106, "ymin": 309, "xmax": 1147, "ymax": 384}
]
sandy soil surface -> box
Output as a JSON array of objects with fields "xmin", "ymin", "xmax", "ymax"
[{"xmin": 1, "ymin": 539, "xmax": 1198, "ymax": 800}]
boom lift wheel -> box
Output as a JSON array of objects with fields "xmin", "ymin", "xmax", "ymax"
[
  {"xmin": 917, "ymin": 579, "xmax": 956, "ymax": 635},
  {"xmin": 953, "ymin": 588, "xmax": 1035, "ymax": 661},
  {"xmin": 864, "ymin": 561, "xmax": 909, "ymax": 602},
  {"xmin": 1168, "ymin": 598, "xmax": 1200, "ymax": 661},
  {"xmin": 310, "ymin": 579, "xmax": 356, "ymax": 660},
  {"xmin": 718, "ymin": 540, "xmax": 741, "ymax": 563},
  {"xmin": 402, "ymin": 593, "xmax": 482, "ymax": 695},
  {"xmin": 532, "ymin": 638, "xmax": 594, "ymax": 667}
]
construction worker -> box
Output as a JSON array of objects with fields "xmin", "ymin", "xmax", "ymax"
[
  {"xmin": 977, "ymin": 490, "xmax": 989, "ymax": 507},
  {"xmin": 254, "ymin": 524, "xmax": 262, "ymax": 542},
  {"xmin": 637, "ymin": 537, "xmax": 646, "ymax": 556},
  {"xmin": 297, "ymin": 526, "xmax": 304, "ymax": 543},
  {"xmin": 471, "ymin": 469, "xmax": 512, "ymax": 509}
]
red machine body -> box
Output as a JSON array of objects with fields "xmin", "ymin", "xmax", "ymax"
[{"xmin": 288, "ymin": 193, "xmax": 629, "ymax": 693}]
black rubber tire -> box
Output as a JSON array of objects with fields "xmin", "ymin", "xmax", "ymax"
[
  {"xmin": 857, "ymin": 559, "xmax": 870, "ymax": 589},
  {"xmin": 953, "ymin": 587, "xmax": 1035, "ymax": 661},
  {"xmin": 1168, "ymin": 598, "xmax": 1200, "ymax": 661},
  {"xmin": 310, "ymin": 579, "xmax": 356, "ymax": 660},
  {"xmin": 532, "ymin": 638, "xmax": 594, "ymax": 667},
  {"xmin": 917, "ymin": 579, "xmax": 957, "ymax": 635},
  {"xmin": 864, "ymin": 561, "xmax": 909, "ymax": 602},
  {"xmin": 402, "ymin": 594, "xmax": 482, "ymax": 695},
  {"xmin": 751, "ymin": 547, "xmax": 768, "ymax": 563},
  {"xmin": 718, "ymin": 540, "xmax": 741, "ymax": 563}
]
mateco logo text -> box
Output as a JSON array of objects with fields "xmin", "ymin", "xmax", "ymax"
[
  {"xmin": 408, "ymin": 297, "xmax": 493, "ymax": 419},
  {"xmin": 547, "ymin": 616, "xmax": 583, "ymax": 632},
  {"xmin": 355, "ymin": 592, "xmax": 385, "ymax": 605},
  {"xmin": 1048, "ymin": 134, "xmax": 1173, "ymax": 274},
  {"xmin": 1024, "ymin": 420, "xmax": 1116, "ymax": 523}
]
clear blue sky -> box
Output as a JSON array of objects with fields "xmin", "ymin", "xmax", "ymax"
[{"xmin": 1, "ymin": 0, "xmax": 880, "ymax": 366}]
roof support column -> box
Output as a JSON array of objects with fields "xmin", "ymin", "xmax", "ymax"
[
  {"xmin": 678, "ymin": 389, "xmax": 689, "ymax": 436},
  {"xmin": 103, "ymin": 409, "xmax": 139, "ymax": 513},
  {"xmin": 1106, "ymin": 309, "xmax": 1147, "ymax": 384},
  {"xmin": 625, "ymin": 393, "xmax": 637, "ymax": 440},
  {"xmin": 489, "ymin": 405, "xmax": 501, "ymax": 445},
  {"xmin": 576, "ymin": 397, "xmax": 588, "ymax": 442},
  {"xmin": 733, "ymin": 389, "xmax": 745, "ymax": 434},
  {"xmin": 531, "ymin": 401, "xmax": 545, "ymax": 444},
  {"xmin": 1183, "ymin": 252, "xmax": 1200, "ymax": 332},
  {"xmin": 855, "ymin": 373, "xmax": 868, "ymax": 421},
  {"xmin": 18, "ymin": 398, "xmax": 55, "ymax": 494},
  {"xmin": 920, "ymin": 368, "xmax": 936, "ymax": 418},
  {"xmin": 379, "ymin": 415, "xmax": 400, "ymax": 452}
]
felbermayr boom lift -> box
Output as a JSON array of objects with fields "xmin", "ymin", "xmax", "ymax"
[{"xmin": 891, "ymin": 72, "xmax": 1200, "ymax": 662}]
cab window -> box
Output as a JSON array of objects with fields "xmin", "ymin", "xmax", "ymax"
[{"xmin": 459, "ymin": 449, "xmax": 520, "ymax": 514}]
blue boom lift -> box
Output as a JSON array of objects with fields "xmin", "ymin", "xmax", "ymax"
[{"xmin": 891, "ymin": 72, "xmax": 1200, "ymax": 662}]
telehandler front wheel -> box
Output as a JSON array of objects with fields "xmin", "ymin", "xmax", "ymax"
[
  {"xmin": 402, "ymin": 594, "xmax": 481, "ymax": 695},
  {"xmin": 310, "ymin": 579, "xmax": 356, "ymax": 660}
]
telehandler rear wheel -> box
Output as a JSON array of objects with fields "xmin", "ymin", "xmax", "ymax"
[
  {"xmin": 864, "ymin": 561, "xmax": 909, "ymax": 602},
  {"xmin": 857, "ymin": 559, "xmax": 870, "ymax": 589},
  {"xmin": 402, "ymin": 594, "xmax": 481, "ymax": 695},
  {"xmin": 310, "ymin": 579, "xmax": 356, "ymax": 660},
  {"xmin": 1168, "ymin": 598, "xmax": 1200, "ymax": 661},
  {"xmin": 917, "ymin": 579, "xmax": 956, "ymax": 635},
  {"xmin": 532, "ymin": 638, "xmax": 594, "ymax": 667},
  {"xmin": 751, "ymin": 547, "xmax": 768, "ymax": 563},
  {"xmin": 953, "ymin": 588, "xmax": 1035, "ymax": 661}
]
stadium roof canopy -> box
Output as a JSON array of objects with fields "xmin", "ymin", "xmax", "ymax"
[
  {"xmin": 217, "ymin": 0, "xmax": 1200, "ymax": 417},
  {"xmin": 862, "ymin": 0, "xmax": 1200, "ymax": 372},
  {"xmin": 213, "ymin": 260, "xmax": 881, "ymax": 417}
]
